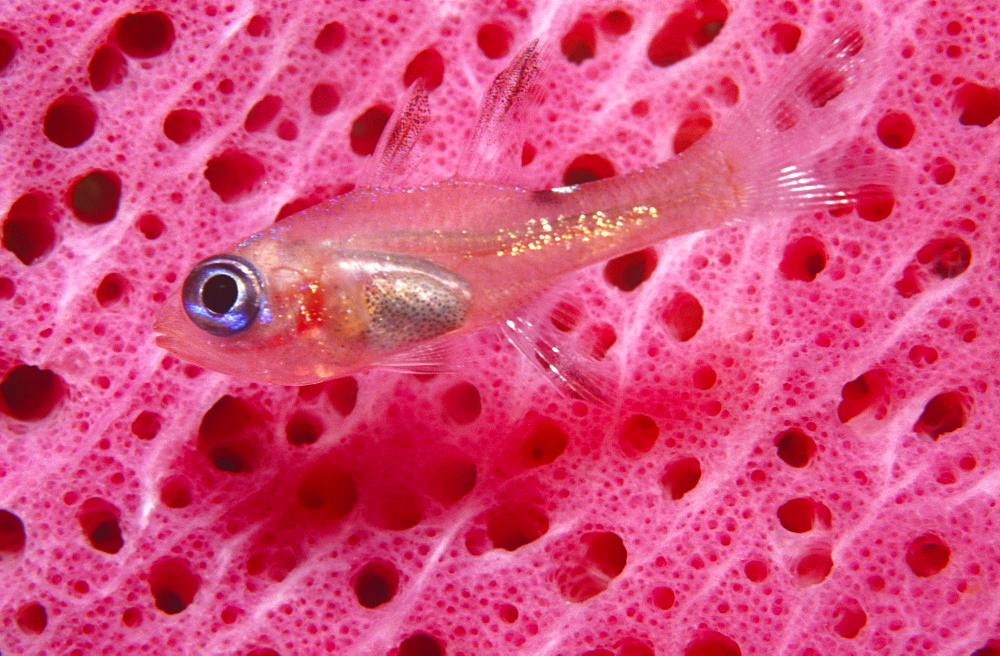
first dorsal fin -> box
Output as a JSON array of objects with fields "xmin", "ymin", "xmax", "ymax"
[{"xmin": 361, "ymin": 79, "xmax": 433, "ymax": 188}]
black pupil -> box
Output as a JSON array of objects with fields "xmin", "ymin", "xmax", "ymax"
[{"xmin": 202, "ymin": 273, "xmax": 239, "ymax": 314}]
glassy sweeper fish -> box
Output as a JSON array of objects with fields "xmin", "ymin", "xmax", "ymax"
[{"xmin": 155, "ymin": 27, "xmax": 887, "ymax": 386}]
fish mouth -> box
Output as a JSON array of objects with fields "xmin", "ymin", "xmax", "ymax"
[
  {"xmin": 150, "ymin": 299, "xmax": 203, "ymax": 359},
  {"xmin": 151, "ymin": 330, "xmax": 176, "ymax": 351},
  {"xmin": 151, "ymin": 304, "xmax": 182, "ymax": 342},
  {"xmin": 151, "ymin": 324, "xmax": 196, "ymax": 362}
]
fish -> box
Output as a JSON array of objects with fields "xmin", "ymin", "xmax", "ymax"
[{"xmin": 155, "ymin": 24, "xmax": 892, "ymax": 388}]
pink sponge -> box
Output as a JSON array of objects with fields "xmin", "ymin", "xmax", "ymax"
[{"xmin": 0, "ymin": 1, "xmax": 998, "ymax": 655}]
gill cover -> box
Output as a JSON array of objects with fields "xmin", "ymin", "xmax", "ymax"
[{"xmin": 347, "ymin": 252, "xmax": 473, "ymax": 351}]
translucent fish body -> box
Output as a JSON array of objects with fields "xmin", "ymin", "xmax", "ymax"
[{"xmin": 155, "ymin": 26, "xmax": 888, "ymax": 385}]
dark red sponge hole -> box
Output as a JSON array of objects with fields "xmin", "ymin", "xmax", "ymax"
[
  {"xmin": 913, "ymin": 391, "xmax": 965, "ymax": 440},
  {"xmin": 246, "ymin": 15, "xmax": 270, "ymax": 37},
  {"xmin": 3, "ymin": 192, "xmax": 56, "ymax": 265},
  {"xmin": 971, "ymin": 642, "xmax": 1000, "ymax": 656},
  {"xmin": 297, "ymin": 465, "xmax": 358, "ymax": 520},
  {"xmin": 744, "ymin": 560, "xmax": 768, "ymax": 582},
  {"xmin": 131, "ymin": 410, "xmax": 162, "ymax": 440},
  {"xmin": 930, "ymin": 156, "xmax": 955, "ymax": 185},
  {"xmin": 908, "ymin": 344, "xmax": 939, "ymax": 367},
  {"xmin": 122, "ymin": 607, "xmax": 142, "ymax": 627},
  {"xmin": 285, "ymin": 410, "xmax": 323, "ymax": 445},
  {"xmin": 0, "ymin": 364, "xmax": 64, "ymax": 421},
  {"xmin": 855, "ymin": 184, "xmax": 895, "ymax": 221},
  {"xmin": 584, "ymin": 322, "xmax": 617, "ymax": 360},
  {"xmin": 605, "ymin": 248, "xmax": 658, "ymax": 291},
  {"xmin": 780, "ymin": 236, "xmax": 826, "ymax": 281},
  {"xmin": 310, "ymin": 83, "xmax": 340, "ymax": 116},
  {"xmin": 769, "ymin": 22, "xmax": 801, "ymax": 53},
  {"xmin": 327, "ymin": 376, "xmax": 359, "ymax": 416},
  {"xmin": 519, "ymin": 417, "xmax": 569, "ymax": 467},
  {"xmin": 398, "ymin": 633, "xmax": 444, "ymax": 656},
  {"xmin": 601, "ymin": 10, "xmax": 634, "ymax": 36},
  {"xmin": 651, "ymin": 585, "xmax": 675, "ymax": 609},
  {"xmin": 774, "ymin": 428, "xmax": 816, "ymax": 468},
  {"xmin": 498, "ymin": 603, "xmax": 518, "ymax": 622},
  {"xmin": 350, "ymin": 105, "xmax": 392, "ymax": 156},
  {"xmin": 43, "ymin": 95, "xmax": 97, "ymax": 148},
  {"xmin": 776, "ymin": 497, "xmax": 830, "ymax": 533},
  {"xmin": 276, "ymin": 119, "xmax": 297, "ymax": 142},
  {"xmin": 905, "ymin": 533, "xmax": 950, "ymax": 577},
  {"xmin": 96, "ymin": 272, "xmax": 129, "ymax": 307},
  {"xmin": 353, "ymin": 559, "xmax": 400, "ymax": 608},
  {"xmin": 619, "ymin": 640, "xmax": 655, "ymax": 656},
  {"xmin": 197, "ymin": 395, "xmax": 263, "ymax": 473},
  {"xmin": 692, "ymin": 365, "xmax": 717, "ymax": 390},
  {"xmin": 314, "ymin": 21, "xmax": 346, "ymax": 54},
  {"xmin": 477, "ymin": 23, "xmax": 512, "ymax": 59},
  {"xmin": 837, "ymin": 369, "xmax": 888, "ymax": 423},
  {"xmin": 163, "ymin": 109, "xmax": 202, "ymax": 144},
  {"xmin": 114, "ymin": 11, "xmax": 175, "ymax": 58},
  {"xmin": 795, "ymin": 550, "xmax": 834, "ymax": 586},
  {"xmin": 876, "ymin": 111, "xmax": 915, "ymax": 148},
  {"xmin": 916, "ymin": 236, "xmax": 971, "ymax": 279},
  {"xmin": 160, "ymin": 478, "xmax": 192, "ymax": 509},
  {"xmin": 403, "ymin": 48, "xmax": 445, "ymax": 91},
  {"xmin": 15, "ymin": 601, "xmax": 47, "ymax": 634},
  {"xmin": 586, "ymin": 531, "xmax": 627, "ymax": 577},
  {"xmin": 79, "ymin": 498, "xmax": 124, "ymax": 554},
  {"xmin": 149, "ymin": 558, "xmax": 200, "ymax": 614},
  {"xmin": 204, "ymin": 151, "xmax": 266, "ymax": 203},
  {"xmin": 673, "ymin": 113, "xmax": 713, "ymax": 154},
  {"xmin": 0, "ymin": 509, "xmax": 26, "ymax": 553},
  {"xmin": 956, "ymin": 82, "xmax": 1000, "ymax": 127},
  {"xmin": 563, "ymin": 153, "xmax": 615, "ymax": 185},
  {"xmin": 562, "ymin": 18, "xmax": 597, "ymax": 64},
  {"xmin": 70, "ymin": 170, "xmax": 121, "ymax": 225},
  {"xmin": 555, "ymin": 532, "xmax": 627, "ymax": 602},
  {"xmin": 244, "ymin": 95, "xmax": 282, "ymax": 132},
  {"xmin": 441, "ymin": 382, "xmax": 482, "ymax": 425},
  {"xmin": 662, "ymin": 291, "xmax": 703, "ymax": 342},
  {"xmin": 0, "ymin": 30, "xmax": 20, "ymax": 74},
  {"xmin": 619, "ymin": 414, "xmax": 659, "ymax": 456},
  {"xmin": 684, "ymin": 631, "xmax": 742, "ymax": 656},
  {"xmin": 486, "ymin": 503, "xmax": 549, "ymax": 551},
  {"xmin": 88, "ymin": 45, "xmax": 127, "ymax": 91},
  {"xmin": 661, "ymin": 456, "xmax": 701, "ymax": 500},
  {"xmin": 647, "ymin": 0, "xmax": 728, "ymax": 67},
  {"xmin": 832, "ymin": 598, "xmax": 867, "ymax": 639}
]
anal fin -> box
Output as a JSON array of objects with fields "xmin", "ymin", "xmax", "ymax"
[{"xmin": 501, "ymin": 293, "xmax": 619, "ymax": 407}]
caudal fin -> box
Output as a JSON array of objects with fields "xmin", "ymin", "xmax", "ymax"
[{"xmin": 712, "ymin": 23, "xmax": 900, "ymax": 218}]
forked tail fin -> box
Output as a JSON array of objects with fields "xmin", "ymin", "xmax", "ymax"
[{"xmin": 708, "ymin": 23, "xmax": 900, "ymax": 219}]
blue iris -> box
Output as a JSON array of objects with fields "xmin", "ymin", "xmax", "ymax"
[{"xmin": 182, "ymin": 255, "xmax": 264, "ymax": 336}]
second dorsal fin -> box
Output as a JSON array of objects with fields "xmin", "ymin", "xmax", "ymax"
[{"xmin": 455, "ymin": 39, "xmax": 544, "ymax": 183}]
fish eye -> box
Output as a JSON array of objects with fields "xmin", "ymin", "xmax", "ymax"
[{"xmin": 182, "ymin": 255, "xmax": 264, "ymax": 336}]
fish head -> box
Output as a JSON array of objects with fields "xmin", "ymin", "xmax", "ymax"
[{"xmin": 155, "ymin": 233, "xmax": 473, "ymax": 385}]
